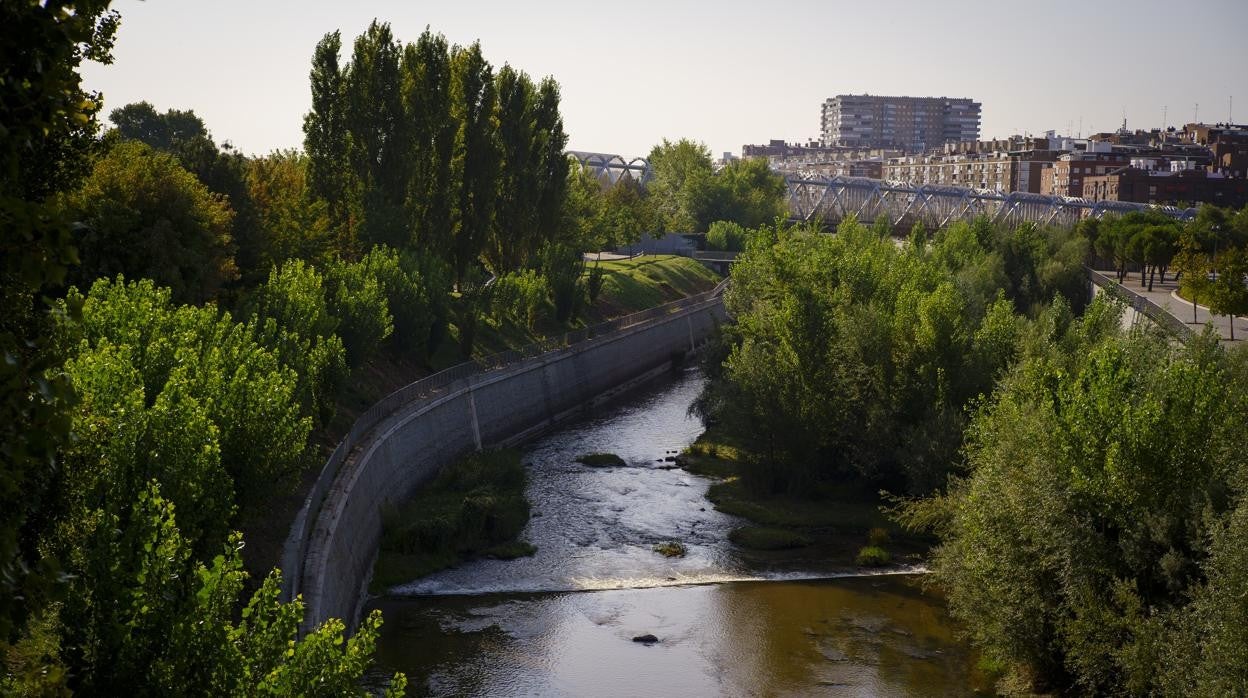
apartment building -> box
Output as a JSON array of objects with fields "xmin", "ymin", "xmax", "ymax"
[
  {"xmin": 882, "ymin": 150, "xmax": 1056, "ymax": 192},
  {"xmin": 1083, "ymin": 168, "xmax": 1248, "ymax": 208},
  {"xmin": 820, "ymin": 94, "xmax": 981, "ymax": 152},
  {"xmin": 1040, "ymin": 153, "xmax": 1132, "ymax": 197}
]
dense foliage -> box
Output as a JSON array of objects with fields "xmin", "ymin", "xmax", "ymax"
[
  {"xmin": 0, "ymin": 0, "xmax": 120, "ymax": 640},
  {"xmin": 1, "ymin": 6, "xmax": 758, "ymax": 693},
  {"xmin": 701, "ymin": 216, "xmax": 1087, "ymax": 495},
  {"xmin": 700, "ymin": 205, "xmax": 1248, "ymax": 694},
  {"xmin": 67, "ymin": 141, "xmax": 238, "ymax": 303},
  {"xmin": 902, "ymin": 318, "xmax": 1248, "ymax": 695},
  {"xmin": 646, "ymin": 139, "xmax": 786, "ymax": 234}
]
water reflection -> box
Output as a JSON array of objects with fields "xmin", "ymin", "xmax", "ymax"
[{"xmin": 371, "ymin": 576, "xmax": 980, "ymax": 697}]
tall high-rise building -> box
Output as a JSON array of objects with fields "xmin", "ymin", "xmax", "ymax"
[{"xmin": 820, "ymin": 95, "xmax": 981, "ymax": 152}]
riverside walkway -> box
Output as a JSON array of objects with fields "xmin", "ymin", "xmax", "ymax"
[{"xmin": 1089, "ymin": 269, "xmax": 1246, "ymax": 342}]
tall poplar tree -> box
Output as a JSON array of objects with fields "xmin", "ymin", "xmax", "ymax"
[
  {"xmin": 449, "ymin": 41, "xmax": 498, "ymax": 288},
  {"xmin": 344, "ymin": 21, "xmax": 405, "ymax": 249},
  {"xmin": 488, "ymin": 65, "xmax": 537, "ymax": 273},
  {"xmin": 303, "ymin": 31, "xmax": 354, "ymax": 253},
  {"xmin": 401, "ymin": 29, "xmax": 455, "ymax": 256},
  {"xmin": 532, "ymin": 77, "xmax": 571, "ymax": 253}
]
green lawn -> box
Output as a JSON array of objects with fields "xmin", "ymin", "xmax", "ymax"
[{"xmin": 585, "ymin": 255, "xmax": 720, "ymax": 321}]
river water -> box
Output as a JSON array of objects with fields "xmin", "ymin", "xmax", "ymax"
[{"xmin": 367, "ymin": 369, "xmax": 980, "ymax": 696}]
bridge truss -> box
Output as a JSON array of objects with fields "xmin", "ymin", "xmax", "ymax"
[
  {"xmin": 567, "ymin": 151, "xmax": 652, "ymax": 185},
  {"xmin": 785, "ymin": 174, "xmax": 1197, "ymax": 229}
]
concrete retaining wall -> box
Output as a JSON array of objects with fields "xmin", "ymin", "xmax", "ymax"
[{"xmin": 294, "ymin": 296, "xmax": 726, "ymax": 631}]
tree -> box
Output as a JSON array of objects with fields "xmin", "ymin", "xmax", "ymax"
[
  {"xmin": 109, "ymin": 101, "xmax": 208, "ymax": 151},
  {"xmin": 1173, "ymin": 230, "xmax": 1212, "ymax": 323},
  {"xmin": 344, "ymin": 21, "xmax": 406, "ymax": 249},
  {"xmin": 67, "ymin": 140, "xmax": 238, "ymax": 303},
  {"xmin": 530, "ymin": 77, "xmax": 571, "ymax": 260},
  {"xmin": 600, "ymin": 175, "xmax": 654, "ymax": 248},
  {"xmin": 303, "ymin": 31, "xmax": 356, "ymax": 254},
  {"xmin": 646, "ymin": 138, "xmax": 714, "ymax": 233},
  {"xmin": 245, "ymin": 149, "xmax": 333, "ymax": 269},
  {"xmin": 1209, "ymin": 246, "xmax": 1248, "ymax": 341},
  {"xmin": 487, "ymin": 64, "xmax": 537, "ymax": 273},
  {"xmin": 449, "ymin": 41, "xmax": 498, "ymax": 288},
  {"xmin": 325, "ymin": 256, "xmax": 394, "ymax": 366},
  {"xmin": 402, "ymin": 29, "xmax": 455, "ymax": 255},
  {"xmin": 901, "ymin": 330, "xmax": 1248, "ymax": 694},
  {"xmin": 0, "ymin": 0, "xmax": 119, "ymax": 640},
  {"xmin": 705, "ymin": 157, "xmax": 787, "ymax": 229},
  {"xmin": 48, "ymin": 481, "xmax": 406, "ymax": 695}
]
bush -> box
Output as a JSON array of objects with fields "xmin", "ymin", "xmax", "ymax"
[
  {"xmin": 375, "ymin": 450, "xmax": 531, "ymax": 589},
  {"xmin": 654, "ymin": 541, "xmax": 687, "ymax": 558},
  {"xmin": 492, "ymin": 269, "xmax": 551, "ymax": 330},
  {"xmin": 855, "ymin": 545, "xmax": 890, "ymax": 567},
  {"xmin": 707, "ymin": 220, "xmax": 748, "ymax": 252},
  {"xmin": 325, "ymin": 257, "xmax": 393, "ymax": 366}
]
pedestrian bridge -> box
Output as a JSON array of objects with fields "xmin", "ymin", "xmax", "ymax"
[
  {"xmin": 563, "ymin": 153, "xmax": 1199, "ymax": 229},
  {"xmin": 785, "ymin": 174, "xmax": 1198, "ymax": 229}
]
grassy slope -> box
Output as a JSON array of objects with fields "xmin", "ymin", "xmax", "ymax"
[{"xmin": 241, "ymin": 255, "xmax": 720, "ymax": 584}]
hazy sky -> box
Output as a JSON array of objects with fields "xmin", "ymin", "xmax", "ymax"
[{"xmin": 82, "ymin": 0, "xmax": 1248, "ymax": 160}]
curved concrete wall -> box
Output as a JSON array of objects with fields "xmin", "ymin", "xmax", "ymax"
[{"xmin": 296, "ymin": 297, "xmax": 726, "ymax": 630}]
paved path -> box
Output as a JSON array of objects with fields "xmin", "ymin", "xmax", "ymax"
[{"xmin": 1094, "ymin": 269, "xmax": 1247, "ymax": 342}]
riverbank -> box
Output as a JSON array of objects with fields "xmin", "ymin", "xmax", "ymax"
[
  {"xmin": 678, "ymin": 427, "xmax": 932, "ymax": 569},
  {"xmin": 371, "ymin": 450, "xmax": 534, "ymax": 593},
  {"xmin": 240, "ymin": 255, "xmax": 720, "ymax": 588}
]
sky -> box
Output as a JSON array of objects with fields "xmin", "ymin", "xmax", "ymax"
[{"xmin": 82, "ymin": 0, "xmax": 1248, "ymax": 160}]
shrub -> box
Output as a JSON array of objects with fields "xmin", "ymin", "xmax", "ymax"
[
  {"xmin": 856, "ymin": 545, "xmax": 890, "ymax": 567},
  {"xmin": 375, "ymin": 450, "xmax": 531, "ymax": 589},
  {"xmin": 706, "ymin": 220, "xmax": 747, "ymax": 252},
  {"xmin": 325, "ymin": 257, "xmax": 393, "ymax": 366},
  {"xmin": 654, "ymin": 541, "xmax": 687, "ymax": 558},
  {"xmin": 586, "ymin": 263, "xmax": 606, "ymax": 302},
  {"xmin": 492, "ymin": 269, "xmax": 551, "ymax": 330}
]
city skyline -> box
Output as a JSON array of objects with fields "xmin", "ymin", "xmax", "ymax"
[{"xmin": 82, "ymin": 0, "xmax": 1248, "ymax": 159}]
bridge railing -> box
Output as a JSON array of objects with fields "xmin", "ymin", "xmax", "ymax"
[{"xmin": 281, "ymin": 277, "xmax": 730, "ymax": 601}]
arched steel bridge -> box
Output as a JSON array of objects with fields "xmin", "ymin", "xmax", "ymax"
[
  {"xmin": 785, "ymin": 173, "xmax": 1198, "ymax": 229},
  {"xmin": 564, "ymin": 154, "xmax": 1199, "ymax": 228},
  {"xmin": 567, "ymin": 151, "xmax": 651, "ymax": 185}
]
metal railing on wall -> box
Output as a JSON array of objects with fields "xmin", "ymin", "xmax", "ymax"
[
  {"xmin": 1084, "ymin": 267, "xmax": 1194, "ymax": 342},
  {"xmin": 281, "ymin": 277, "xmax": 730, "ymax": 601}
]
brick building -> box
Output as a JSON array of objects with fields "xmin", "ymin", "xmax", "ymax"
[
  {"xmin": 1083, "ymin": 168, "xmax": 1248, "ymax": 208},
  {"xmin": 1040, "ymin": 153, "xmax": 1132, "ymax": 197}
]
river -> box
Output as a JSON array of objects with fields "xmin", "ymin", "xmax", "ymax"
[{"xmin": 366, "ymin": 369, "xmax": 981, "ymax": 696}]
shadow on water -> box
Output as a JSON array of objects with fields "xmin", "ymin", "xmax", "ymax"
[{"xmin": 366, "ymin": 369, "xmax": 983, "ymax": 696}]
